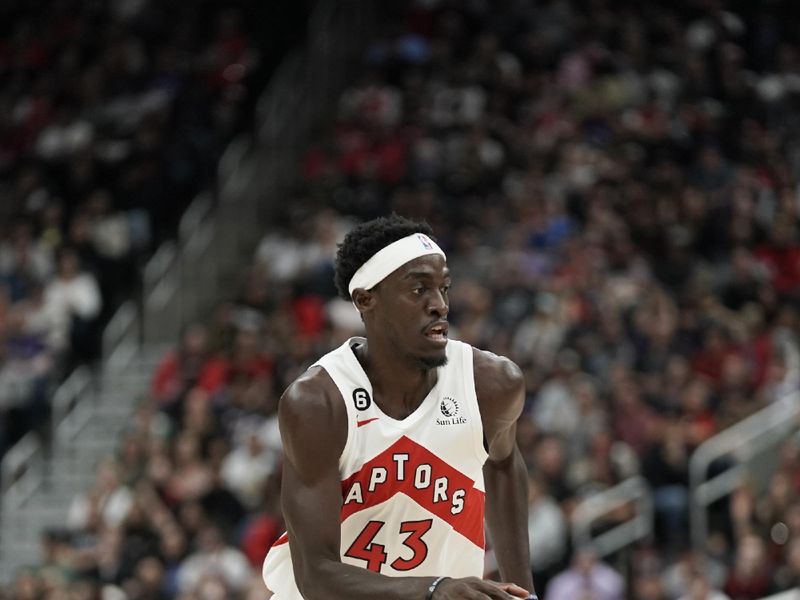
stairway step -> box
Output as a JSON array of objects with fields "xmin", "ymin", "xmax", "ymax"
[
  {"xmin": 0, "ymin": 341, "xmax": 161, "ymax": 586},
  {"xmin": 45, "ymin": 475, "xmax": 95, "ymax": 494},
  {"xmin": 0, "ymin": 546, "xmax": 43, "ymax": 580}
]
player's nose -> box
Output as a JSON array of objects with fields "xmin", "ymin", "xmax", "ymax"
[{"xmin": 427, "ymin": 289, "xmax": 448, "ymax": 317}]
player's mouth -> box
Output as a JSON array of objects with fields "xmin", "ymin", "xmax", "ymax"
[{"xmin": 423, "ymin": 321, "xmax": 449, "ymax": 345}]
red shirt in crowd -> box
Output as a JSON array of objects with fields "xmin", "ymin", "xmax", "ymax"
[
  {"xmin": 151, "ymin": 351, "xmax": 228, "ymax": 403},
  {"xmin": 755, "ymin": 243, "xmax": 800, "ymax": 295}
]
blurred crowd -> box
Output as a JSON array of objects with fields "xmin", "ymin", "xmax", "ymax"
[
  {"xmin": 0, "ymin": 0, "xmax": 259, "ymax": 458},
  {"xmin": 8, "ymin": 0, "xmax": 800, "ymax": 599}
]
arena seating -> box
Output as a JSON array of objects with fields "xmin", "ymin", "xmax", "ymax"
[
  {"xmin": 0, "ymin": 0, "xmax": 268, "ymax": 459},
  {"xmin": 3, "ymin": 1, "xmax": 800, "ymax": 599}
]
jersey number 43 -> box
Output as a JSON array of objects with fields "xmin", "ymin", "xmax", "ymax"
[{"xmin": 344, "ymin": 519, "xmax": 432, "ymax": 573}]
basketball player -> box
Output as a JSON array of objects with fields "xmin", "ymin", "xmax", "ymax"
[{"xmin": 263, "ymin": 215, "xmax": 537, "ymax": 599}]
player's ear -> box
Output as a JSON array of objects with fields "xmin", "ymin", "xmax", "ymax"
[{"xmin": 351, "ymin": 288, "xmax": 376, "ymax": 314}]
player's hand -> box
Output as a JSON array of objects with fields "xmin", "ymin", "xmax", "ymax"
[
  {"xmin": 434, "ymin": 577, "xmax": 531, "ymax": 599},
  {"xmin": 495, "ymin": 582, "xmax": 533, "ymax": 598}
]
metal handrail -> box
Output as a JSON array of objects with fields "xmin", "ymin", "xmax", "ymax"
[
  {"xmin": 0, "ymin": 432, "xmax": 43, "ymax": 510},
  {"xmin": 758, "ymin": 591, "xmax": 799, "ymax": 600},
  {"xmin": 256, "ymin": 51, "xmax": 305, "ymax": 143},
  {"xmin": 572, "ymin": 476, "xmax": 653, "ymax": 558},
  {"xmin": 51, "ymin": 366, "xmax": 93, "ymax": 443},
  {"xmin": 144, "ymin": 241, "xmax": 179, "ymax": 314},
  {"xmin": 689, "ymin": 333, "xmax": 800, "ymax": 552},
  {"xmin": 689, "ymin": 391, "xmax": 800, "ymax": 552},
  {"xmin": 143, "ymin": 240, "xmax": 178, "ymax": 294},
  {"xmin": 0, "ymin": 432, "xmax": 40, "ymax": 493},
  {"xmin": 182, "ymin": 214, "xmax": 215, "ymax": 259},
  {"xmin": 179, "ymin": 192, "xmax": 213, "ymax": 245},
  {"xmin": 102, "ymin": 300, "xmax": 138, "ymax": 363},
  {"xmin": 218, "ymin": 137, "xmax": 249, "ymax": 183}
]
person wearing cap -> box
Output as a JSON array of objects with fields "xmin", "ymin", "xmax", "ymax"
[{"xmin": 262, "ymin": 215, "xmax": 537, "ymax": 600}]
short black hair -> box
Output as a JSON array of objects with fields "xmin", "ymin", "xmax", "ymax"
[{"xmin": 334, "ymin": 214, "xmax": 434, "ymax": 300}]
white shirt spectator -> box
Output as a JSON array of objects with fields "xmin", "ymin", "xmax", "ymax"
[
  {"xmin": 528, "ymin": 492, "xmax": 568, "ymax": 571},
  {"xmin": 677, "ymin": 593, "xmax": 730, "ymax": 600},
  {"xmin": 66, "ymin": 460, "xmax": 133, "ymax": 530},
  {"xmin": 0, "ymin": 237, "xmax": 53, "ymax": 282},
  {"xmin": 178, "ymin": 547, "xmax": 252, "ymax": 593},
  {"xmin": 533, "ymin": 377, "xmax": 580, "ymax": 437},
  {"xmin": 220, "ymin": 432, "xmax": 280, "ymax": 509},
  {"xmin": 67, "ymin": 486, "xmax": 133, "ymax": 530},
  {"xmin": 178, "ymin": 526, "xmax": 253, "ymax": 593},
  {"xmin": 547, "ymin": 553, "xmax": 625, "ymax": 600},
  {"xmin": 44, "ymin": 271, "xmax": 101, "ymax": 351}
]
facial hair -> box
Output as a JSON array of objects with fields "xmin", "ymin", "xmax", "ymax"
[{"xmin": 417, "ymin": 354, "xmax": 448, "ymax": 370}]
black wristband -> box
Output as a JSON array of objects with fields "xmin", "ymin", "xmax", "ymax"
[{"xmin": 425, "ymin": 576, "xmax": 450, "ymax": 600}]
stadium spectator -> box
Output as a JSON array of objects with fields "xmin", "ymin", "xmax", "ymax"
[
  {"xmin": 176, "ymin": 524, "xmax": 252, "ymax": 596},
  {"xmin": 663, "ymin": 550, "xmax": 733, "ymax": 600},
  {"xmin": 526, "ymin": 474, "xmax": 567, "ymax": 590},
  {"xmin": 545, "ymin": 548, "xmax": 625, "ymax": 600},
  {"xmin": 677, "ymin": 575, "xmax": 731, "ymax": 600},
  {"xmin": 44, "ymin": 246, "xmax": 102, "ymax": 366},
  {"xmin": 723, "ymin": 534, "xmax": 772, "ymax": 599},
  {"xmin": 770, "ymin": 538, "xmax": 800, "ymax": 593},
  {"xmin": 150, "ymin": 324, "xmax": 227, "ymax": 412},
  {"xmin": 642, "ymin": 418, "xmax": 691, "ymax": 550},
  {"xmin": 66, "ymin": 458, "xmax": 133, "ymax": 532}
]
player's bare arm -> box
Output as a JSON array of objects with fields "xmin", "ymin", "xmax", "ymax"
[
  {"xmin": 279, "ymin": 367, "xmax": 531, "ymax": 600},
  {"xmin": 474, "ymin": 348, "xmax": 537, "ymax": 594}
]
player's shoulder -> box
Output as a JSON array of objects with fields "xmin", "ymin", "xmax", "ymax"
[
  {"xmin": 470, "ymin": 345, "xmax": 526, "ymax": 427},
  {"xmin": 470, "ymin": 345, "xmax": 525, "ymax": 396},
  {"xmin": 279, "ymin": 365, "xmax": 346, "ymax": 430},
  {"xmin": 279, "ymin": 365, "xmax": 348, "ymax": 470}
]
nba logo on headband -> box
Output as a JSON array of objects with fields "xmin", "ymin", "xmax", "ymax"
[
  {"xmin": 417, "ymin": 234, "xmax": 434, "ymax": 250},
  {"xmin": 348, "ymin": 233, "xmax": 446, "ymax": 298}
]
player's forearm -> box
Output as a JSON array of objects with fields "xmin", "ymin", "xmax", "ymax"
[
  {"xmin": 484, "ymin": 445, "xmax": 536, "ymax": 591},
  {"xmin": 297, "ymin": 559, "xmax": 435, "ymax": 600}
]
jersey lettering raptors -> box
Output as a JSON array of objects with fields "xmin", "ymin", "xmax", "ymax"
[{"xmin": 263, "ymin": 337, "xmax": 488, "ymax": 598}]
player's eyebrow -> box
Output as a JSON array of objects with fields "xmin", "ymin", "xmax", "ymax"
[{"xmin": 402, "ymin": 269, "xmax": 451, "ymax": 280}]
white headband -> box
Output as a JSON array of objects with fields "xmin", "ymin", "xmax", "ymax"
[{"xmin": 348, "ymin": 233, "xmax": 446, "ymax": 296}]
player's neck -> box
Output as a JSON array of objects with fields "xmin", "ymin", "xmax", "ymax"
[{"xmin": 354, "ymin": 339, "xmax": 437, "ymax": 418}]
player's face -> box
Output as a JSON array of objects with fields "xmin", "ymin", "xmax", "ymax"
[{"xmin": 373, "ymin": 254, "xmax": 450, "ymax": 369}]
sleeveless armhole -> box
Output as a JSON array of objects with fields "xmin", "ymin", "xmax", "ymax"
[
  {"xmin": 462, "ymin": 344, "xmax": 489, "ymax": 465},
  {"xmin": 311, "ymin": 360, "xmax": 355, "ymax": 471}
]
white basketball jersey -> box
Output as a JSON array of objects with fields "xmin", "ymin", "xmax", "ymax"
[{"xmin": 263, "ymin": 337, "xmax": 489, "ymax": 598}]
